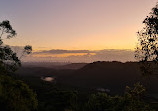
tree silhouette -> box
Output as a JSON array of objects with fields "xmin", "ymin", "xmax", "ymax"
[
  {"xmin": 0, "ymin": 20, "xmax": 16, "ymax": 44},
  {"xmin": 0, "ymin": 20, "xmax": 32, "ymax": 74},
  {"xmin": 0, "ymin": 20, "xmax": 37, "ymax": 111},
  {"xmin": 135, "ymin": 3, "xmax": 158, "ymax": 76}
]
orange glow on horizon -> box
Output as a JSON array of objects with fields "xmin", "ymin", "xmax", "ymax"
[{"xmin": 32, "ymin": 53, "xmax": 96, "ymax": 58}]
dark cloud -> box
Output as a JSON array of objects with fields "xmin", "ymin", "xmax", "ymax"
[
  {"xmin": 23, "ymin": 49, "xmax": 135, "ymax": 63},
  {"xmin": 33, "ymin": 49, "xmax": 95, "ymax": 54}
]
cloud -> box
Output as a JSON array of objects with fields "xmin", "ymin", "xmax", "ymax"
[
  {"xmin": 23, "ymin": 49, "xmax": 136, "ymax": 63},
  {"xmin": 33, "ymin": 49, "xmax": 95, "ymax": 54}
]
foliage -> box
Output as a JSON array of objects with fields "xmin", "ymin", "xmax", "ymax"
[
  {"xmin": 135, "ymin": 4, "xmax": 158, "ymax": 62},
  {"xmin": 0, "ymin": 20, "xmax": 32, "ymax": 73},
  {"xmin": 0, "ymin": 45, "xmax": 21, "ymax": 73},
  {"xmin": 0, "ymin": 20, "xmax": 16, "ymax": 44},
  {"xmin": 123, "ymin": 83, "xmax": 152, "ymax": 111},
  {"xmin": 135, "ymin": 3, "xmax": 158, "ymax": 76},
  {"xmin": 40, "ymin": 90, "xmax": 77, "ymax": 111},
  {"xmin": 84, "ymin": 83, "xmax": 154, "ymax": 111},
  {"xmin": 0, "ymin": 75, "xmax": 38, "ymax": 111},
  {"xmin": 31, "ymin": 81, "xmax": 78, "ymax": 111},
  {"xmin": 0, "ymin": 20, "xmax": 37, "ymax": 111},
  {"xmin": 85, "ymin": 92, "xmax": 114, "ymax": 111}
]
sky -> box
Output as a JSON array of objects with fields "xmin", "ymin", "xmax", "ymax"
[{"xmin": 0, "ymin": 0, "xmax": 157, "ymax": 62}]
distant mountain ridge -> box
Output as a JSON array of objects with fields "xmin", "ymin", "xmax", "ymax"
[{"xmin": 22, "ymin": 62, "xmax": 87, "ymax": 69}]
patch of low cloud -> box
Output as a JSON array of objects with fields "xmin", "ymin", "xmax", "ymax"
[
  {"xmin": 23, "ymin": 49, "xmax": 136, "ymax": 63},
  {"xmin": 34, "ymin": 49, "xmax": 95, "ymax": 54}
]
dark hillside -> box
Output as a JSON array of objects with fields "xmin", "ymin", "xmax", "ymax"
[
  {"xmin": 57, "ymin": 61, "xmax": 158, "ymax": 95},
  {"xmin": 16, "ymin": 61, "xmax": 158, "ymax": 95}
]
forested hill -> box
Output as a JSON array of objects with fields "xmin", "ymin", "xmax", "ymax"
[
  {"xmin": 17, "ymin": 61, "xmax": 158, "ymax": 95},
  {"xmin": 56, "ymin": 61, "xmax": 158, "ymax": 95}
]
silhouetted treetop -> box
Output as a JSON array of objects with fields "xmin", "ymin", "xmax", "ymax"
[
  {"xmin": 0, "ymin": 20, "xmax": 32, "ymax": 73},
  {"xmin": 135, "ymin": 3, "xmax": 158, "ymax": 77},
  {"xmin": 0, "ymin": 20, "xmax": 16, "ymax": 44},
  {"xmin": 135, "ymin": 3, "xmax": 158, "ymax": 62}
]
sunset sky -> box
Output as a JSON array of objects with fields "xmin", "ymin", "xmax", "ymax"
[{"xmin": 0, "ymin": 0, "xmax": 157, "ymax": 62}]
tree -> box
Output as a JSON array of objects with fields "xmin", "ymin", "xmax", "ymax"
[
  {"xmin": 84, "ymin": 83, "xmax": 153, "ymax": 111},
  {"xmin": 0, "ymin": 20, "xmax": 16, "ymax": 44},
  {"xmin": 0, "ymin": 20, "xmax": 32, "ymax": 74},
  {"xmin": 0, "ymin": 20, "xmax": 37, "ymax": 111},
  {"xmin": 135, "ymin": 4, "xmax": 158, "ymax": 62},
  {"xmin": 0, "ymin": 75, "xmax": 38, "ymax": 111},
  {"xmin": 135, "ymin": 3, "xmax": 158, "ymax": 76}
]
